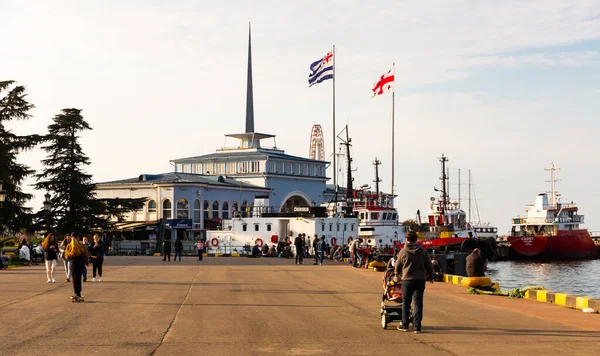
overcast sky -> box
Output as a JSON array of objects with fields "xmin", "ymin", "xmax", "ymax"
[{"xmin": 2, "ymin": 1, "xmax": 600, "ymax": 233}]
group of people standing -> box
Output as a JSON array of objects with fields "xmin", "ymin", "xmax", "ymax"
[
  {"xmin": 292, "ymin": 233, "xmax": 328, "ymax": 265},
  {"xmin": 42, "ymin": 232, "xmax": 105, "ymax": 300},
  {"xmin": 162, "ymin": 237, "xmax": 203, "ymax": 262}
]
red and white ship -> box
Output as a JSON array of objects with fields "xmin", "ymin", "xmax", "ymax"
[{"xmin": 508, "ymin": 164, "xmax": 600, "ymax": 260}]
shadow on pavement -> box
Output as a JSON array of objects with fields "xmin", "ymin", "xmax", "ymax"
[{"xmin": 423, "ymin": 325, "xmax": 600, "ymax": 338}]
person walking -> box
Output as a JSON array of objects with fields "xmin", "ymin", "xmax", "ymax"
[
  {"xmin": 174, "ymin": 237, "xmax": 184, "ymax": 262},
  {"xmin": 163, "ymin": 238, "xmax": 172, "ymax": 262},
  {"xmin": 42, "ymin": 233, "xmax": 59, "ymax": 283},
  {"xmin": 318, "ymin": 235, "xmax": 327, "ymax": 265},
  {"xmin": 394, "ymin": 231, "xmax": 434, "ymax": 334},
  {"xmin": 312, "ymin": 234, "xmax": 319, "ymax": 265},
  {"xmin": 195, "ymin": 239, "xmax": 204, "ymax": 261},
  {"xmin": 64, "ymin": 236, "xmax": 89, "ymax": 301},
  {"xmin": 59, "ymin": 235, "xmax": 72, "ymax": 282},
  {"xmin": 81, "ymin": 236, "xmax": 90, "ymax": 282},
  {"xmin": 90, "ymin": 234, "xmax": 105, "ymax": 282},
  {"xmin": 294, "ymin": 234, "xmax": 304, "ymax": 265}
]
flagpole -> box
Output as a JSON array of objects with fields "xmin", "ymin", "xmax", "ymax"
[
  {"xmin": 332, "ymin": 44, "xmax": 337, "ymax": 195},
  {"xmin": 391, "ymin": 62, "xmax": 395, "ymax": 204}
]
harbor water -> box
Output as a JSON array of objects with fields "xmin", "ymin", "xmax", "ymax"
[{"xmin": 487, "ymin": 259, "xmax": 600, "ymax": 299}]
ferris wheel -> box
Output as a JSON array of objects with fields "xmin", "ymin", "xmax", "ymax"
[{"xmin": 309, "ymin": 125, "xmax": 325, "ymax": 161}]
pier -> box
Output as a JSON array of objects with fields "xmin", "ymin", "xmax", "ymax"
[{"xmin": 1, "ymin": 257, "xmax": 599, "ymax": 355}]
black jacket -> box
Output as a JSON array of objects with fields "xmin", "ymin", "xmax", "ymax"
[
  {"xmin": 90, "ymin": 241, "xmax": 105, "ymax": 259},
  {"xmin": 174, "ymin": 239, "xmax": 183, "ymax": 252},
  {"xmin": 163, "ymin": 240, "xmax": 172, "ymax": 252},
  {"xmin": 44, "ymin": 244, "xmax": 58, "ymax": 261}
]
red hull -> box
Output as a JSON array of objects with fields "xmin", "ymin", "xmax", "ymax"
[
  {"xmin": 398, "ymin": 237, "xmax": 466, "ymax": 250},
  {"xmin": 508, "ymin": 230, "xmax": 599, "ymax": 260}
]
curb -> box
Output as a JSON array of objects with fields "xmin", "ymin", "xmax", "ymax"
[
  {"xmin": 523, "ymin": 289, "xmax": 600, "ymax": 312},
  {"xmin": 442, "ymin": 274, "xmax": 500, "ymax": 290}
]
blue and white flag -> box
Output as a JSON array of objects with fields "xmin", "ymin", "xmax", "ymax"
[{"xmin": 308, "ymin": 51, "xmax": 334, "ymax": 87}]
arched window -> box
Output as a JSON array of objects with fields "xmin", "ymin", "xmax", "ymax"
[
  {"xmin": 193, "ymin": 199, "xmax": 201, "ymax": 223},
  {"xmin": 222, "ymin": 201, "xmax": 229, "ymax": 219},
  {"xmin": 232, "ymin": 201, "xmax": 239, "ymax": 217},
  {"xmin": 148, "ymin": 200, "xmax": 157, "ymax": 213},
  {"xmin": 162, "ymin": 199, "xmax": 172, "ymax": 219},
  {"xmin": 177, "ymin": 198, "xmax": 189, "ymax": 219},
  {"xmin": 212, "ymin": 201, "xmax": 219, "ymax": 219},
  {"xmin": 203, "ymin": 200, "xmax": 209, "ymax": 219}
]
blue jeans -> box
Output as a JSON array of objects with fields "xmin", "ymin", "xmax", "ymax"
[
  {"xmin": 401, "ymin": 279, "xmax": 425, "ymax": 331},
  {"xmin": 318, "ymin": 251, "xmax": 325, "ymax": 264},
  {"xmin": 174, "ymin": 251, "xmax": 182, "ymax": 261}
]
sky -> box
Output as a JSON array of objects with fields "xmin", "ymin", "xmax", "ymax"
[{"xmin": 2, "ymin": 0, "xmax": 600, "ymax": 234}]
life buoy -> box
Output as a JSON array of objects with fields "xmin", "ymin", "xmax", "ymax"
[
  {"xmin": 270, "ymin": 235, "xmax": 278, "ymax": 244},
  {"xmin": 255, "ymin": 238, "xmax": 264, "ymax": 247},
  {"xmin": 331, "ymin": 237, "xmax": 337, "ymax": 245},
  {"xmin": 211, "ymin": 238, "xmax": 219, "ymax": 247}
]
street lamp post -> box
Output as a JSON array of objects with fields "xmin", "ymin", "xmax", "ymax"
[{"xmin": 43, "ymin": 193, "xmax": 52, "ymax": 233}]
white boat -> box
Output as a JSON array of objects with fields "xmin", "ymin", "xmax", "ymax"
[{"xmin": 205, "ymin": 206, "xmax": 357, "ymax": 254}]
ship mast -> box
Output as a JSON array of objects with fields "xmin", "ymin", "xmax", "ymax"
[
  {"xmin": 338, "ymin": 125, "xmax": 353, "ymax": 205},
  {"xmin": 545, "ymin": 163, "xmax": 561, "ymax": 206},
  {"xmin": 439, "ymin": 154, "xmax": 449, "ymax": 213},
  {"xmin": 373, "ymin": 157, "xmax": 381, "ymax": 198}
]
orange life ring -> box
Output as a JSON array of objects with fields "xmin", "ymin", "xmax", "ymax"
[
  {"xmin": 211, "ymin": 238, "xmax": 219, "ymax": 247},
  {"xmin": 255, "ymin": 238, "xmax": 264, "ymax": 247},
  {"xmin": 331, "ymin": 237, "xmax": 337, "ymax": 245}
]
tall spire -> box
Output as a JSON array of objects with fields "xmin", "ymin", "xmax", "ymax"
[{"xmin": 245, "ymin": 22, "xmax": 255, "ymax": 133}]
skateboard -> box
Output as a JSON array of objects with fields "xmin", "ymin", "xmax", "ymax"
[{"xmin": 71, "ymin": 296, "xmax": 84, "ymax": 302}]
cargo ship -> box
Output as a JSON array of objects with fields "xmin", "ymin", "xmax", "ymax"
[{"xmin": 508, "ymin": 164, "xmax": 599, "ymax": 260}]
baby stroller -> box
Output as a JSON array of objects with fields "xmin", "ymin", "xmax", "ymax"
[{"xmin": 380, "ymin": 257, "xmax": 412, "ymax": 329}]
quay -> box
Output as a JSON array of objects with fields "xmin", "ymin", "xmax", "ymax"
[{"xmin": 1, "ymin": 257, "xmax": 599, "ymax": 356}]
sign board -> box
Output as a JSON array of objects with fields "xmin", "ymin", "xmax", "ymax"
[
  {"xmin": 165, "ymin": 219, "xmax": 193, "ymax": 229},
  {"xmin": 293, "ymin": 207, "xmax": 310, "ymax": 213}
]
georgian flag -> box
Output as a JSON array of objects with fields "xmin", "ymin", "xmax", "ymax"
[
  {"xmin": 308, "ymin": 51, "xmax": 334, "ymax": 87},
  {"xmin": 371, "ymin": 69, "xmax": 394, "ymax": 97}
]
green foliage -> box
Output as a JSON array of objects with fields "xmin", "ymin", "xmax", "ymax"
[
  {"xmin": 34, "ymin": 108, "xmax": 146, "ymax": 234},
  {"xmin": 0, "ymin": 80, "xmax": 42, "ymax": 235},
  {"xmin": 0, "ymin": 238, "xmax": 17, "ymax": 247},
  {"xmin": 401, "ymin": 219, "xmax": 418, "ymax": 229}
]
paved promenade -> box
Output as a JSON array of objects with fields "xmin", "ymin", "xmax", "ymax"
[{"xmin": 1, "ymin": 256, "xmax": 599, "ymax": 356}]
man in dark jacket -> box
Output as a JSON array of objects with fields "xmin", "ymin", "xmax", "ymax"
[
  {"xmin": 163, "ymin": 239, "xmax": 172, "ymax": 262},
  {"xmin": 294, "ymin": 234, "xmax": 304, "ymax": 265},
  {"xmin": 394, "ymin": 231, "xmax": 434, "ymax": 334},
  {"xmin": 466, "ymin": 248, "xmax": 485, "ymax": 277}
]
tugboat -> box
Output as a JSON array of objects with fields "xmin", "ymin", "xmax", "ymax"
[
  {"xmin": 508, "ymin": 164, "xmax": 600, "ymax": 260},
  {"xmin": 351, "ymin": 158, "xmax": 407, "ymax": 247},
  {"xmin": 403, "ymin": 154, "xmax": 474, "ymax": 252}
]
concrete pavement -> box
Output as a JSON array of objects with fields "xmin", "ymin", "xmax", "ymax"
[{"xmin": 1, "ymin": 256, "xmax": 599, "ymax": 356}]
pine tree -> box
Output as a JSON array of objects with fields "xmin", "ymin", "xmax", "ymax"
[
  {"xmin": 0, "ymin": 81, "xmax": 40, "ymax": 235},
  {"xmin": 35, "ymin": 108, "xmax": 145, "ymax": 234}
]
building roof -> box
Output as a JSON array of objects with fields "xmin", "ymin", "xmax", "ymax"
[
  {"xmin": 170, "ymin": 148, "xmax": 328, "ymax": 164},
  {"xmin": 96, "ymin": 172, "xmax": 270, "ymax": 190}
]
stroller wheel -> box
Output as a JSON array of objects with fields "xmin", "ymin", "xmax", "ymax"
[{"xmin": 381, "ymin": 313, "xmax": 388, "ymax": 329}]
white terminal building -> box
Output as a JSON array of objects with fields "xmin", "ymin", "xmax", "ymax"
[{"xmin": 94, "ymin": 30, "xmax": 332, "ymax": 242}]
